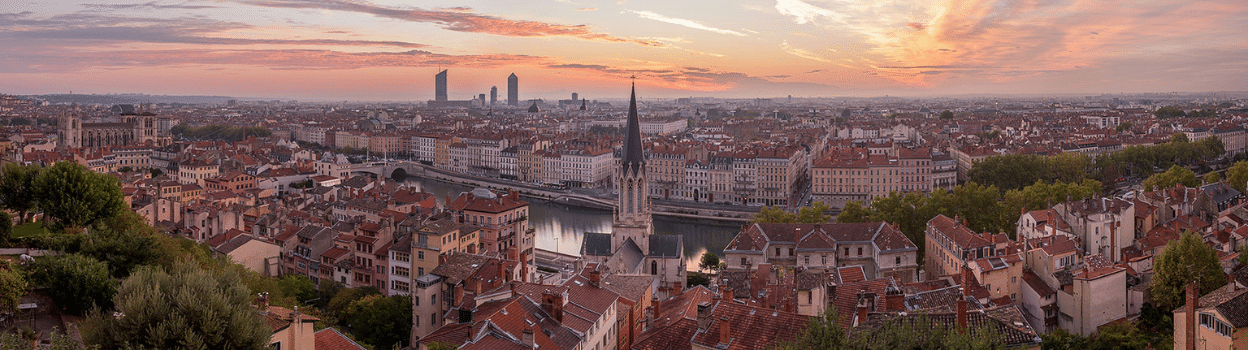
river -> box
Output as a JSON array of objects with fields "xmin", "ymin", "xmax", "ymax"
[{"xmin": 408, "ymin": 177, "xmax": 744, "ymax": 267}]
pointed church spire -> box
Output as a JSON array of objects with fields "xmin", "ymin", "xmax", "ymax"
[{"xmin": 622, "ymin": 81, "xmax": 644, "ymax": 173}]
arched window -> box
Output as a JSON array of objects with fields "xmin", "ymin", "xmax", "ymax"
[
  {"xmin": 650, "ymin": 261, "xmax": 658, "ymax": 275},
  {"xmin": 626, "ymin": 181, "xmax": 634, "ymax": 214}
]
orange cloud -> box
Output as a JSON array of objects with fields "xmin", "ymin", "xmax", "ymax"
[{"xmin": 237, "ymin": 0, "xmax": 665, "ymax": 47}]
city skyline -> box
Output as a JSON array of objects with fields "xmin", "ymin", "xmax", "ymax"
[{"xmin": 1, "ymin": 0, "xmax": 1246, "ymax": 101}]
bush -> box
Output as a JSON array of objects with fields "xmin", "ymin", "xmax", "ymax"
[{"xmin": 33, "ymin": 254, "xmax": 116, "ymax": 315}]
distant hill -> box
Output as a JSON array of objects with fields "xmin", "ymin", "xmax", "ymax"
[{"xmin": 22, "ymin": 94, "xmax": 240, "ymax": 105}]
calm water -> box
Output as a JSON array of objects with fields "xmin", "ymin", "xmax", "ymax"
[{"xmin": 409, "ymin": 177, "xmax": 744, "ymax": 266}]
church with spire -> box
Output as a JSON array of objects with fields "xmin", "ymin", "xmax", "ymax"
[{"xmin": 581, "ymin": 82, "xmax": 686, "ymax": 295}]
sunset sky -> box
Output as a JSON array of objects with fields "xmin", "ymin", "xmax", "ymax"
[{"xmin": 1, "ymin": 0, "xmax": 1246, "ymax": 101}]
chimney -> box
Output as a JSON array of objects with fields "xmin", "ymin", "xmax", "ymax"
[
  {"xmin": 257, "ymin": 292, "xmax": 270, "ymax": 315},
  {"xmin": 962, "ymin": 264, "xmax": 974, "ymax": 297},
  {"xmin": 644, "ymin": 306, "xmax": 654, "ymax": 330},
  {"xmin": 520, "ymin": 253, "xmax": 529, "ymax": 283},
  {"xmin": 884, "ymin": 289, "xmax": 904, "ymax": 312},
  {"xmin": 454, "ymin": 285, "xmax": 465, "ymax": 305},
  {"xmin": 672, "ymin": 281, "xmax": 683, "ymax": 295},
  {"xmin": 652, "ymin": 296, "xmax": 661, "ymax": 319},
  {"xmin": 440, "ymin": 254, "xmax": 448, "ymax": 265},
  {"xmin": 956, "ymin": 288, "xmax": 968, "ymax": 334},
  {"xmin": 510, "ymin": 281, "xmax": 519, "ymax": 297},
  {"xmin": 721, "ymin": 287, "xmax": 734, "ymax": 301},
  {"xmin": 1186, "ymin": 282, "xmax": 1199, "ymax": 350},
  {"xmin": 1109, "ymin": 221, "xmax": 1118, "ymax": 263},
  {"xmin": 522, "ymin": 328, "xmax": 535, "ymax": 348},
  {"xmin": 589, "ymin": 269, "xmax": 601, "ymax": 286},
  {"xmin": 718, "ymin": 316, "xmax": 732, "ymax": 346},
  {"xmin": 543, "ymin": 291, "xmax": 564, "ymax": 323},
  {"xmin": 855, "ymin": 290, "xmax": 870, "ymax": 327}
]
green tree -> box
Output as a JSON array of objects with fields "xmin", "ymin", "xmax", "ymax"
[
  {"xmin": 350, "ymin": 295, "xmax": 413, "ymax": 350},
  {"xmin": 33, "ymin": 254, "xmax": 116, "ymax": 315},
  {"xmin": 774, "ymin": 308, "xmax": 845, "ymax": 349},
  {"xmin": 1225, "ymin": 161, "xmax": 1248, "ymax": 195},
  {"xmin": 1087, "ymin": 321, "xmax": 1150, "ymax": 350},
  {"xmin": 1155, "ymin": 106, "xmax": 1186, "ymax": 119},
  {"xmin": 940, "ymin": 110, "xmax": 954, "ymax": 120},
  {"xmin": 0, "ymin": 163, "xmax": 42, "ymax": 222},
  {"xmin": 1003, "ymin": 179, "xmax": 1101, "ymax": 213},
  {"xmin": 324, "ymin": 286, "xmax": 381, "ymax": 325},
  {"xmin": 699, "ymin": 251, "xmax": 721, "ymax": 272},
  {"xmin": 34, "ymin": 161, "xmax": 126, "ymax": 231},
  {"xmin": 796, "ymin": 201, "xmax": 832, "ymax": 223},
  {"xmin": 1115, "ymin": 121, "xmax": 1133, "ymax": 134},
  {"xmin": 1143, "ymin": 165, "xmax": 1198, "ymax": 191},
  {"xmin": 1149, "ymin": 231, "xmax": 1228, "ymax": 312},
  {"xmin": 752, "ymin": 206, "xmax": 796, "ymax": 223},
  {"xmin": 0, "ymin": 327, "xmax": 90, "ymax": 350},
  {"xmin": 81, "ymin": 260, "xmax": 271, "ymax": 350},
  {"xmin": 0, "ymin": 211, "xmax": 11, "ymax": 244},
  {"xmin": 687, "ymin": 271, "xmax": 710, "ymax": 287},
  {"xmin": 42, "ymin": 211, "xmax": 166, "ymax": 279},
  {"xmin": 1203, "ymin": 171, "xmax": 1221, "ymax": 185},
  {"xmin": 0, "ymin": 260, "xmax": 27, "ymax": 310},
  {"xmin": 276, "ymin": 274, "xmax": 317, "ymax": 304},
  {"xmin": 1170, "ymin": 133, "xmax": 1189, "ymax": 143},
  {"xmin": 1041, "ymin": 329, "xmax": 1088, "ymax": 350},
  {"xmin": 427, "ymin": 342, "xmax": 459, "ymax": 350},
  {"xmin": 149, "ymin": 168, "xmax": 163, "ymax": 177},
  {"xmin": 836, "ymin": 201, "xmax": 870, "ymax": 223},
  {"xmin": 116, "ymin": 166, "xmax": 133, "ymax": 173}
]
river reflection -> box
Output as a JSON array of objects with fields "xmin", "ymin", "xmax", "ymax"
[{"xmin": 408, "ymin": 177, "xmax": 743, "ymax": 266}]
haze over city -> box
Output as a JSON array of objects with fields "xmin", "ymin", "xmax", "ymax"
[{"xmin": 3, "ymin": 0, "xmax": 1247, "ymax": 100}]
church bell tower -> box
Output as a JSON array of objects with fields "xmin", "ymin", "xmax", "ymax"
[{"xmin": 613, "ymin": 82, "xmax": 653, "ymax": 254}]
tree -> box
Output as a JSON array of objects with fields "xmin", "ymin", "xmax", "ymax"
[
  {"xmin": 1149, "ymin": 231, "xmax": 1228, "ymax": 312},
  {"xmin": 687, "ymin": 271, "xmax": 710, "ymax": 287},
  {"xmin": 796, "ymin": 201, "xmax": 832, "ymax": 223},
  {"xmin": 774, "ymin": 308, "xmax": 846, "ymax": 349},
  {"xmin": 427, "ymin": 342, "xmax": 459, "ymax": 350},
  {"xmin": 752, "ymin": 206, "xmax": 796, "ymax": 223},
  {"xmin": 1155, "ymin": 106, "xmax": 1186, "ymax": 119},
  {"xmin": 43, "ymin": 212, "xmax": 165, "ymax": 279},
  {"xmin": 1226, "ymin": 161, "xmax": 1248, "ymax": 195},
  {"xmin": 1087, "ymin": 321, "xmax": 1150, "ymax": 350},
  {"xmin": 0, "ymin": 211, "xmax": 11, "ymax": 244},
  {"xmin": 0, "ymin": 327, "xmax": 89, "ymax": 350},
  {"xmin": 940, "ymin": 110, "xmax": 954, "ymax": 120},
  {"xmin": 0, "ymin": 260, "xmax": 27, "ymax": 310},
  {"xmin": 1115, "ymin": 121, "xmax": 1133, "ymax": 134},
  {"xmin": 0, "ymin": 163, "xmax": 42, "ymax": 222},
  {"xmin": 350, "ymin": 295, "xmax": 413, "ymax": 350},
  {"xmin": 1041, "ymin": 329, "xmax": 1088, "ymax": 350},
  {"xmin": 1203, "ymin": 171, "xmax": 1221, "ymax": 185},
  {"xmin": 276, "ymin": 274, "xmax": 317, "ymax": 304},
  {"xmin": 81, "ymin": 260, "xmax": 271, "ymax": 350},
  {"xmin": 1142, "ymin": 165, "xmax": 1198, "ymax": 191},
  {"xmin": 836, "ymin": 201, "xmax": 870, "ymax": 223},
  {"xmin": 116, "ymin": 166, "xmax": 133, "ymax": 173},
  {"xmin": 34, "ymin": 161, "xmax": 126, "ymax": 231},
  {"xmin": 149, "ymin": 168, "xmax": 163, "ymax": 177},
  {"xmin": 699, "ymin": 252, "xmax": 721, "ymax": 272},
  {"xmin": 33, "ymin": 254, "xmax": 116, "ymax": 315},
  {"xmin": 1170, "ymin": 132, "xmax": 1189, "ymax": 143}
]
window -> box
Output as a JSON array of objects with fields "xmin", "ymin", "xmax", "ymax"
[
  {"xmin": 741, "ymin": 257, "xmax": 747, "ymax": 266},
  {"xmin": 651, "ymin": 261, "xmax": 658, "ymax": 275},
  {"xmin": 788, "ymin": 248, "xmax": 794, "ymax": 256},
  {"xmin": 776, "ymin": 247, "xmax": 781, "ymax": 256},
  {"xmin": 418, "ymin": 251, "xmax": 425, "ymax": 260},
  {"xmin": 895, "ymin": 256, "xmax": 901, "ymax": 265},
  {"xmin": 414, "ymin": 296, "xmax": 420, "ymax": 306},
  {"xmin": 1200, "ymin": 313, "xmax": 1233, "ymax": 338},
  {"xmin": 857, "ymin": 247, "xmax": 863, "ymax": 256}
]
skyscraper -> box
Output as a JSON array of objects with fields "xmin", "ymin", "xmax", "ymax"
[
  {"xmin": 490, "ymin": 86, "xmax": 497, "ymax": 106},
  {"xmin": 434, "ymin": 70, "xmax": 448, "ymax": 102},
  {"xmin": 507, "ymin": 73, "xmax": 518, "ymax": 106}
]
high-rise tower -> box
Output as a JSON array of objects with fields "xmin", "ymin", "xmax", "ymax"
[
  {"xmin": 612, "ymin": 82, "xmax": 652, "ymax": 254},
  {"xmin": 490, "ymin": 86, "xmax": 497, "ymax": 106},
  {"xmin": 434, "ymin": 70, "xmax": 448, "ymax": 102},
  {"xmin": 507, "ymin": 73, "xmax": 518, "ymax": 106}
]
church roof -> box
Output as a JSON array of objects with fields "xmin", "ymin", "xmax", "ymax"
[
  {"xmin": 603, "ymin": 238, "xmax": 645, "ymax": 274},
  {"xmin": 622, "ymin": 83, "xmax": 645, "ymax": 174},
  {"xmin": 648, "ymin": 234, "xmax": 682, "ymax": 258},
  {"xmin": 581, "ymin": 232, "xmax": 613, "ymax": 256}
]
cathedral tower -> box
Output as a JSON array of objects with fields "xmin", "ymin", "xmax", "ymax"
[{"xmin": 613, "ymin": 82, "xmax": 653, "ymax": 254}]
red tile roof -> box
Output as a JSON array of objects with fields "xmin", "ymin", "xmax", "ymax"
[{"xmin": 314, "ymin": 327, "xmax": 366, "ymax": 350}]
